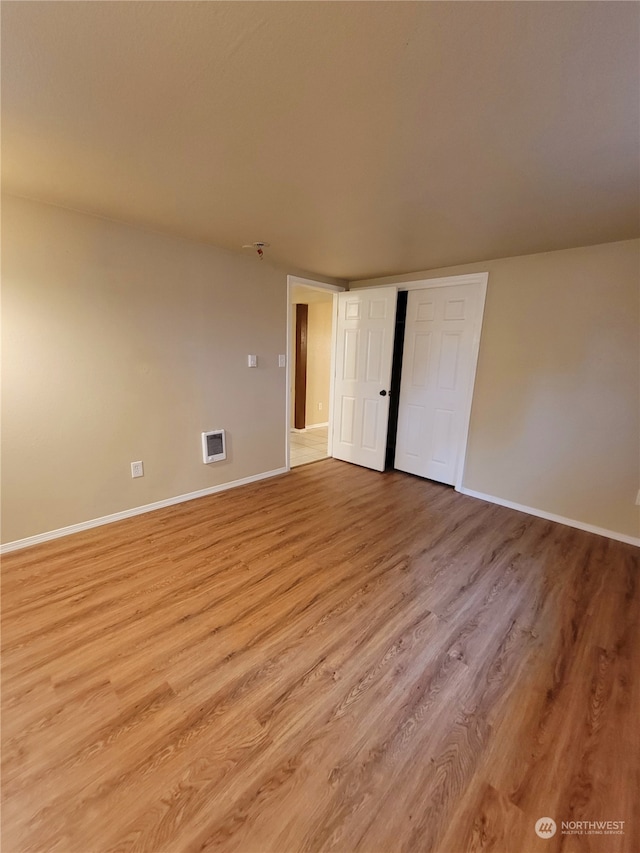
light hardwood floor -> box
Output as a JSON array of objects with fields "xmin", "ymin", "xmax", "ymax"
[{"xmin": 2, "ymin": 460, "xmax": 638, "ymax": 853}]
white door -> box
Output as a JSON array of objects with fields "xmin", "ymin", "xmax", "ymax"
[
  {"xmin": 394, "ymin": 284, "xmax": 482, "ymax": 485},
  {"xmin": 332, "ymin": 287, "xmax": 398, "ymax": 471}
]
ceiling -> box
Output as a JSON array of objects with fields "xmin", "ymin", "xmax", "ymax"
[{"xmin": 2, "ymin": 1, "xmax": 638, "ymax": 281}]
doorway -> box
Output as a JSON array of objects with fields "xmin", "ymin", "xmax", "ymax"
[{"xmin": 286, "ymin": 277, "xmax": 344, "ymax": 469}]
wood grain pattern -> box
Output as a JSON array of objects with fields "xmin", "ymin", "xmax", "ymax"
[{"xmin": 2, "ymin": 459, "xmax": 638, "ymax": 853}]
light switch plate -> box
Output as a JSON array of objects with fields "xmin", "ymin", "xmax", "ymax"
[
  {"xmin": 247, "ymin": 355, "xmax": 257, "ymax": 368},
  {"xmin": 278, "ymin": 354, "xmax": 286, "ymax": 368}
]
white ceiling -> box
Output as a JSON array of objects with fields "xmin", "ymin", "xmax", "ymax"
[{"xmin": 2, "ymin": 1, "xmax": 638, "ymax": 281}]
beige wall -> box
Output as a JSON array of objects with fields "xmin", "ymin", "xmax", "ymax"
[
  {"xmin": 1, "ymin": 195, "xmax": 298, "ymax": 544},
  {"xmin": 305, "ymin": 302, "xmax": 332, "ymax": 427},
  {"xmin": 351, "ymin": 240, "xmax": 640, "ymax": 539},
  {"xmin": 3, "ymin": 194, "xmax": 637, "ymax": 544}
]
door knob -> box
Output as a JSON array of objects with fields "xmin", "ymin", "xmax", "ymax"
[{"xmin": 379, "ymin": 389, "xmax": 388, "ymax": 397}]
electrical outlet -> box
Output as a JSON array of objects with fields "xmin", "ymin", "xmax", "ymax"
[
  {"xmin": 278, "ymin": 354, "xmax": 286, "ymax": 368},
  {"xmin": 131, "ymin": 461, "xmax": 144, "ymax": 478},
  {"xmin": 318, "ymin": 402, "xmax": 323, "ymax": 411}
]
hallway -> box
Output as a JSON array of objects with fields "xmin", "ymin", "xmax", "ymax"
[{"xmin": 289, "ymin": 426, "xmax": 329, "ymax": 467}]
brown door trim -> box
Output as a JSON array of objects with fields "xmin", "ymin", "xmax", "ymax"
[{"xmin": 294, "ymin": 304, "xmax": 308, "ymax": 430}]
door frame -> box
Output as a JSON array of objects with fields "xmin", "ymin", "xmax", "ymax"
[
  {"xmin": 364, "ymin": 272, "xmax": 488, "ymax": 491},
  {"xmin": 285, "ymin": 276, "xmax": 345, "ymax": 471}
]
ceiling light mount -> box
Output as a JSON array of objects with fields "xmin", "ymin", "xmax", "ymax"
[{"xmin": 242, "ymin": 241, "xmax": 270, "ymax": 260}]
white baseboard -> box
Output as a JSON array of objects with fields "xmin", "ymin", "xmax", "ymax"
[
  {"xmin": 5, "ymin": 471, "xmax": 636, "ymax": 554},
  {"xmin": 1, "ymin": 467, "xmax": 288, "ymax": 554},
  {"xmin": 458, "ymin": 487, "xmax": 640, "ymax": 547}
]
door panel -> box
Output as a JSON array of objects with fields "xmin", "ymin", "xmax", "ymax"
[
  {"xmin": 438, "ymin": 332, "xmax": 461, "ymax": 390},
  {"xmin": 365, "ymin": 330, "xmax": 385, "ymax": 382},
  {"xmin": 394, "ymin": 284, "xmax": 480, "ymax": 485},
  {"xmin": 332, "ymin": 287, "xmax": 398, "ymax": 471},
  {"xmin": 339, "ymin": 396, "xmax": 356, "ymax": 444},
  {"xmin": 411, "ymin": 333, "xmax": 431, "ymax": 387},
  {"xmin": 343, "ymin": 329, "xmax": 359, "ymax": 380}
]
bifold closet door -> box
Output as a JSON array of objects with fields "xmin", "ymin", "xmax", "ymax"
[
  {"xmin": 394, "ymin": 284, "xmax": 481, "ymax": 485},
  {"xmin": 332, "ymin": 287, "xmax": 398, "ymax": 472}
]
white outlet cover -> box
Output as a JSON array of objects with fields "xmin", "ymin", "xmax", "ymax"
[
  {"xmin": 247, "ymin": 354, "xmax": 257, "ymax": 368},
  {"xmin": 131, "ymin": 461, "xmax": 144, "ymax": 478},
  {"xmin": 278, "ymin": 354, "xmax": 286, "ymax": 367}
]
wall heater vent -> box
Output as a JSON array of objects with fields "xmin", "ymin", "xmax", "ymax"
[{"xmin": 202, "ymin": 429, "xmax": 226, "ymax": 464}]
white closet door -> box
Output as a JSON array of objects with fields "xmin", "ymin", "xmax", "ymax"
[
  {"xmin": 394, "ymin": 284, "xmax": 481, "ymax": 485},
  {"xmin": 332, "ymin": 288, "xmax": 398, "ymax": 472}
]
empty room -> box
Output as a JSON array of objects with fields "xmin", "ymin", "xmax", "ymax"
[{"xmin": 1, "ymin": 2, "xmax": 639, "ymax": 852}]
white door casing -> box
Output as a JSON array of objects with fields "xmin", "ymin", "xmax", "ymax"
[
  {"xmin": 285, "ymin": 276, "xmax": 345, "ymax": 470},
  {"xmin": 332, "ymin": 287, "xmax": 398, "ymax": 472},
  {"xmin": 394, "ymin": 282, "xmax": 484, "ymax": 486}
]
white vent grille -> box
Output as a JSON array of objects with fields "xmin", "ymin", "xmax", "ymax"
[{"xmin": 202, "ymin": 430, "xmax": 226, "ymax": 463}]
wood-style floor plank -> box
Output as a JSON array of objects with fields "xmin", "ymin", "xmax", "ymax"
[{"xmin": 2, "ymin": 459, "xmax": 638, "ymax": 853}]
